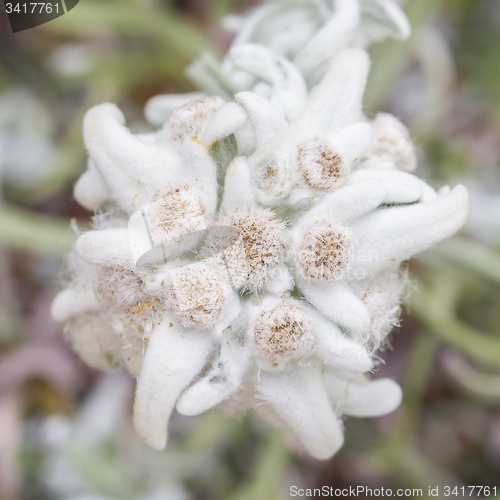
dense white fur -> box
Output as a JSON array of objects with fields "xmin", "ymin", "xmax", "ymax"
[
  {"xmin": 176, "ymin": 339, "xmax": 251, "ymax": 415},
  {"xmin": 133, "ymin": 320, "xmax": 215, "ymax": 450},
  {"xmin": 53, "ymin": 0, "xmax": 469, "ymax": 463},
  {"xmin": 73, "ymin": 160, "xmax": 111, "ymax": 211},
  {"xmin": 296, "ymin": 48, "xmax": 370, "ymax": 134},
  {"xmin": 294, "ymin": 0, "xmax": 360, "ymax": 80},
  {"xmin": 297, "ymin": 279, "xmax": 371, "ymax": 336},
  {"xmin": 257, "ymin": 367, "xmax": 344, "ymax": 460},
  {"xmin": 353, "ymin": 185, "xmax": 470, "ymax": 273},
  {"xmin": 145, "ymin": 92, "xmax": 207, "ymax": 126},
  {"xmin": 229, "ymin": 44, "xmax": 308, "ymax": 122},
  {"xmin": 76, "ymin": 228, "xmax": 133, "ymax": 267},
  {"xmin": 84, "ymin": 104, "xmax": 184, "ymax": 214},
  {"xmin": 323, "ymin": 370, "xmax": 403, "ymax": 417},
  {"xmin": 306, "ymin": 306, "xmax": 372, "ymax": 372},
  {"xmin": 350, "ymin": 168, "xmax": 423, "ymax": 204},
  {"xmin": 200, "ymin": 102, "xmax": 248, "ymax": 145},
  {"xmin": 51, "ymin": 287, "xmax": 100, "ymax": 322}
]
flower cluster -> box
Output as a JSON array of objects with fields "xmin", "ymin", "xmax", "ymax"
[{"xmin": 52, "ymin": 0, "xmax": 469, "ymax": 459}]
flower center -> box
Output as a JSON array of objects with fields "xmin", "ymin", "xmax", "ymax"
[
  {"xmin": 144, "ymin": 186, "xmax": 205, "ymax": 245},
  {"xmin": 168, "ymin": 264, "xmax": 225, "ymax": 328},
  {"xmin": 169, "ymin": 96, "xmax": 225, "ymax": 137},
  {"xmin": 254, "ymin": 303, "xmax": 313, "ymax": 364},
  {"xmin": 298, "ymin": 138, "xmax": 348, "ymax": 190},
  {"xmin": 371, "ymin": 113, "xmax": 416, "ymax": 172},
  {"xmin": 298, "ymin": 221, "xmax": 352, "ymax": 282},
  {"xmin": 208, "ymin": 206, "xmax": 286, "ymax": 292}
]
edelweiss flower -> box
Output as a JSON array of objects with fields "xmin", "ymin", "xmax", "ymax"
[
  {"xmin": 217, "ymin": 0, "xmax": 410, "ymax": 85},
  {"xmin": 147, "ymin": 0, "xmax": 410, "ymax": 124},
  {"xmin": 53, "ymin": 3, "xmax": 470, "ymax": 460}
]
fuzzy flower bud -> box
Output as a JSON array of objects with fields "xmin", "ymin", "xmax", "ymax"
[{"xmin": 254, "ymin": 301, "xmax": 313, "ymax": 365}]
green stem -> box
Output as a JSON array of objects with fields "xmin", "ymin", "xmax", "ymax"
[
  {"xmin": 398, "ymin": 333, "xmax": 439, "ymax": 441},
  {"xmin": 226, "ymin": 430, "xmax": 289, "ymax": 500},
  {"xmin": 0, "ymin": 204, "xmax": 75, "ymax": 256},
  {"xmin": 445, "ymin": 354, "xmax": 500, "ymax": 400},
  {"xmin": 433, "ymin": 238, "xmax": 500, "ymax": 287},
  {"xmin": 370, "ymin": 334, "xmax": 461, "ymax": 493},
  {"xmin": 47, "ymin": 2, "xmax": 218, "ymax": 63},
  {"xmin": 411, "ymin": 277, "xmax": 500, "ymax": 367},
  {"xmin": 365, "ymin": 0, "xmax": 446, "ymax": 111}
]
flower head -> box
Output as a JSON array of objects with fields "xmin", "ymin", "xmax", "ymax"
[{"xmin": 53, "ymin": 1, "xmax": 469, "ymax": 460}]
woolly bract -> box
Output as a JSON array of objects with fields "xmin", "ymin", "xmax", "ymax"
[{"xmin": 53, "ymin": 0, "xmax": 469, "ymax": 460}]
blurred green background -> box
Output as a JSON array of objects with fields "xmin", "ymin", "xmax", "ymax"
[{"xmin": 0, "ymin": 0, "xmax": 499, "ymax": 499}]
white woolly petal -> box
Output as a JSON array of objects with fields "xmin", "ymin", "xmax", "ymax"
[
  {"xmin": 234, "ymin": 121, "xmax": 257, "ymax": 157},
  {"xmin": 262, "ymin": 265, "xmax": 294, "ymax": 296},
  {"xmin": 306, "ymin": 307, "xmax": 372, "ymax": 372},
  {"xmin": 260, "ymin": 8, "xmax": 324, "ymax": 59},
  {"xmin": 234, "ymin": 92, "xmax": 291, "ymax": 151},
  {"xmin": 324, "ymin": 371, "xmax": 403, "ymax": 417},
  {"xmin": 83, "ymin": 103, "xmax": 183, "ymax": 214},
  {"xmin": 120, "ymin": 337, "xmax": 145, "ymax": 378},
  {"xmin": 220, "ymin": 157, "xmax": 256, "ymax": 212},
  {"xmin": 168, "ymin": 96, "xmax": 225, "ymax": 138},
  {"xmin": 291, "ymin": 180, "xmax": 385, "ymax": 239},
  {"xmin": 297, "ymin": 279, "xmax": 371, "ymax": 336},
  {"xmin": 185, "ymin": 58, "xmax": 234, "ymax": 100},
  {"xmin": 353, "ymin": 184, "xmax": 470, "ymax": 273},
  {"xmin": 286, "ymin": 186, "xmax": 321, "ymax": 211},
  {"xmin": 326, "ymin": 121, "xmax": 372, "ymax": 166},
  {"xmin": 257, "ymin": 366, "xmax": 344, "ymax": 460},
  {"xmin": 145, "ymin": 92, "xmax": 207, "ymax": 126},
  {"xmin": 229, "ymin": 44, "xmax": 308, "ymax": 122},
  {"xmin": 51, "ymin": 287, "xmax": 100, "ymax": 322},
  {"xmin": 133, "ymin": 320, "xmax": 215, "ymax": 450},
  {"xmin": 359, "ymin": 0, "xmax": 411, "ymax": 45},
  {"xmin": 76, "ymin": 228, "xmax": 134, "ymax": 267},
  {"xmin": 296, "ymin": 48, "xmax": 370, "ymax": 135},
  {"xmin": 294, "ymin": 0, "xmax": 360, "ymax": 80},
  {"xmin": 73, "ymin": 161, "xmax": 111, "ymax": 212},
  {"xmin": 230, "ymin": 2, "xmax": 289, "ymax": 46},
  {"xmin": 367, "ymin": 113, "xmax": 416, "ymax": 172},
  {"xmin": 420, "ymin": 181, "xmax": 438, "ymax": 202},
  {"xmin": 181, "ymin": 137, "xmax": 218, "ymax": 223},
  {"xmin": 350, "ymin": 169, "xmax": 423, "ymax": 205},
  {"xmin": 211, "ymin": 290, "xmax": 242, "ymax": 336},
  {"xmin": 176, "ymin": 339, "xmax": 251, "ymax": 416},
  {"xmin": 66, "ymin": 316, "xmax": 121, "ymax": 371},
  {"xmin": 200, "ymin": 102, "xmax": 248, "ymax": 145}
]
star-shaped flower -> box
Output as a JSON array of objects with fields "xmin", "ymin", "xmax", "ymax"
[{"xmin": 52, "ymin": 9, "xmax": 469, "ymax": 460}]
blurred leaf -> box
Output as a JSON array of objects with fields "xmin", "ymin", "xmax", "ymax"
[
  {"xmin": 47, "ymin": 1, "xmax": 219, "ymax": 63},
  {"xmin": 226, "ymin": 430, "xmax": 289, "ymax": 500},
  {"xmin": 412, "ymin": 276, "xmax": 500, "ymax": 367},
  {"xmin": 0, "ymin": 204, "xmax": 75, "ymax": 256},
  {"xmin": 365, "ymin": 0, "xmax": 446, "ymax": 111},
  {"xmin": 434, "ymin": 238, "xmax": 500, "ymax": 287},
  {"xmin": 444, "ymin": 352, "xmax": 500, "ymax": 400},
  {"xmin": 67, "ymin": 446, "xmax": 134, "ymax": 500}
]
